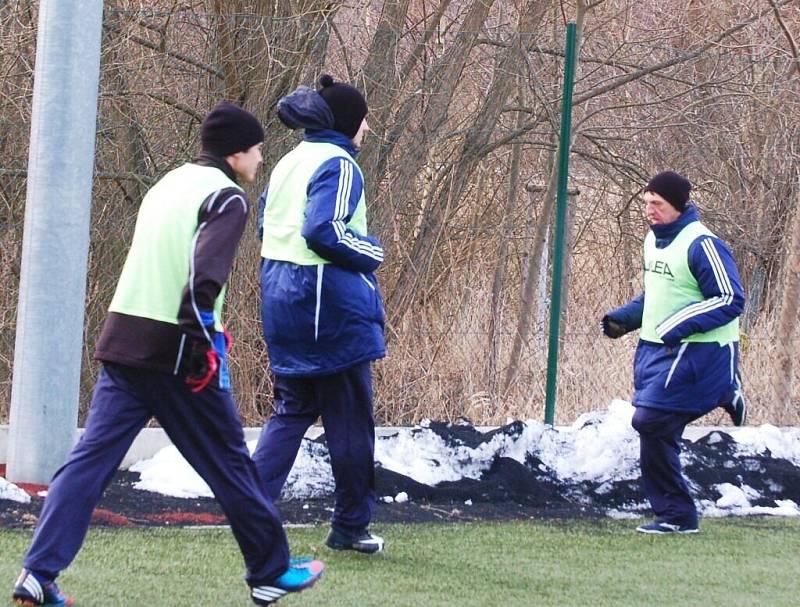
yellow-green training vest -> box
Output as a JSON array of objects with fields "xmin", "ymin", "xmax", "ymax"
[
  {"xmin": 640, "ymin": 221, "xmax": 739, "ymax": 345},
  {"xmin": 261, "ymin": 141, "xmax": 367, "ymax": 264},
  {"xmin": 109, "ymin": 164, "xmax": 241, "ymax": 330}
]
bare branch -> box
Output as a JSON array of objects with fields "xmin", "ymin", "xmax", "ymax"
[
  {"xmin": 574, "ymin": 0, "xmax": 796, "ymax": 105},
  {"xmin": 767, "ymin": 0, "xmax": 800, "ymax": 76},
  {"xmin": 145, "ymin": 92, "xmax": 204, "ymax": 121}
]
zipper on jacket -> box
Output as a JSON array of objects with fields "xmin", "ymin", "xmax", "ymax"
[
  {"xmin": 314, "ymin": 264, "xmax": 324, "ymax": 341},
  {"xmin": 173, "ymin": 334, "xmax": 187, "ymax": 375},
  {"xmin": 359, "ymin": 272, "xmax": 375, "ymax": 291},
  {"xmin": 664, "ymin": 342, "xmax": 688, "ymax": 389}
]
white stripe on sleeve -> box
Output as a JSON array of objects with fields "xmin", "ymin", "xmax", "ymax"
[
  {"xmin": 218, "ymin": 193, "xmax": 247, "ymax": 214},
  {"xmin": 700, "ymin": 238, "xmax": 733, "ymax": 297},
  {"xmin": 188, "ymin": 221, "xmax": 214, "ymax": 344}
]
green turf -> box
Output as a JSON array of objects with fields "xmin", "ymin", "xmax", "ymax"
[{"xmin": 1, "ymin": 518, "xmax": 798, "ymax": 606}]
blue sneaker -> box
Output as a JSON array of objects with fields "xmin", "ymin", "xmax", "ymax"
[
  {"xmin": 636, "ymin": 520, "xmax": 700, "ymax": 534},
  {"xmin": 325, "ymin": 527, "xmax": 385, "ymax": 554},
  {"xmin": 250, "ymin": 559, "xmax": 324, "ymax": 605},
  {"xmin": 12, "ymin": 569, "xmax": 74, "ymax": 606},
  {"xmin": 723, "ymin": 373, "xmax": 747, "ymax": 427}
]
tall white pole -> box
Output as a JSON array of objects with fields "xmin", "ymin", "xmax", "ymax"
[{"xmin": 6, "ymin": 0, "xmax": 104, "ymax": 484}]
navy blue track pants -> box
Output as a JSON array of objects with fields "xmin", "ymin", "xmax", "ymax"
[
  {"xmin": 252, "ymin": 362, "xmax": 376, "ymax": 535},
  {"xmin": 23, "ymin": 364, "xmax": 289, "ymax": 585},
  {"xmin": 631, "ymin": 406, "xmax": 703, "ymax": 526}
]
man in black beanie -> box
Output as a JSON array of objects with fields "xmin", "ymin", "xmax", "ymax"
[
  {"xmin": 12, "ymin": 101, "xmax": 325, "ymax": 607},
  {"xmin": 253, "ymin": 76, "xmax": 386, "ymax": 555},
  {"xmin": 600, "ymin": 170, "xmax": 747, "ymax": 536},
  {"xmin": 644, "ymin": 170, "xmax": 692, "ymax": 214}
]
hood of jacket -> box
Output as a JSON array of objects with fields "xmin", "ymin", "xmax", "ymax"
[{"xmin": 277, "ymin": 86, "xmax": 335, "ymax": 131}]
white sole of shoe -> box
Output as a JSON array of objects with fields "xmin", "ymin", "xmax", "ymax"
[{"xmin": 636, "ymin": 526, "xmax": 699, "ymax": 535}]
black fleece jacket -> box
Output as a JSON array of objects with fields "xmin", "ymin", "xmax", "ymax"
[{"xmin": 94, "ymin": 154, "xmax": 249, "ymax": 374}]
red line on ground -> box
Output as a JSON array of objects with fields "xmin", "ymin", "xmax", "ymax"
[
  {"xmin": 0, "ymin": 464, "xmax": 49, "ymax": 496},
  {"xmin": 143, "ymin": 512, "xmax": 228, "ymax": 525},
  {"xmin": 91, "ymin": 508, "xmax": 135, "ymax": 527},
  {"xmin": 16, "ymin": 482, "xmax": 48, "ymax": 496}
]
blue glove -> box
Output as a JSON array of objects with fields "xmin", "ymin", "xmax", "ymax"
[
  {"xmin": 212, "ymin": 328, "xmax": 231, "ymax": 391},
  {"xmin": 184, "ymin": 309, "xmax": 231, "ymax": 392}
]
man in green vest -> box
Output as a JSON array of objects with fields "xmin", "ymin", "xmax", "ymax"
[
  {"xmin": 601, "ymin": 171, "xmax": 746, "ymax": 534},
  {"xmin": 12, "ymin": 102, "xmax": 323, "ymax": 607},
  {"xmin": 252, "ymin": 75, "xmax": 386, "ymax": 554}
]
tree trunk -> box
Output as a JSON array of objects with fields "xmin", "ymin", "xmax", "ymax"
[
  {"xmin": 360, "ymin": 0, "xmax": 453, "ymax": 198},
  {"xmin": 369, "ymin": 0, "xmax": 497, "ymax": 248},
  {"xmin": 487, "ymin": 86, "xmax": 526, "ymax": 395},
  {"xmin": 386, "ymin": 0, "xmax": 548, "ymax": 322},
  {"xmin": 772, "ymin": 172, "xmax": 800, "ymax": 419},
  {"xmin": 503, "ymin": 166, "xmax": 558, "ymax": 393},
  {"xmin": 502, "ymin": 0, "xmax": 591, "ymax": 393}
]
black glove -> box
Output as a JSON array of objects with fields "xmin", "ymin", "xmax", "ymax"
[
  {"xmin": 184, "ymin": 339, "xmax": 219, "ymax": 393},
  {"xmin": 600, "ymin": 315, "xmax": 628, "ymax": 339}
]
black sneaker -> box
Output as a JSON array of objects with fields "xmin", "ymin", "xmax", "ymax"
[
  {"xmin": 325, "ymin": 528, "xmax": 385, "ymax": 554},
  {"xmin": 723, "ymin": 373, "xmax": 747, "ymax": 427},
  {"xmin": 12, "ymin": 569, "xmax": 74, "ymax": 606}
]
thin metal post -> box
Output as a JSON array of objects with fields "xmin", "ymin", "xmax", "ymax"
[
  {"xmin": 7, "ymin": 0, "xmax": 104, "ymax": 483},
  {"xmin": 544, "ymin": 22, "xmax": 578, "ymax": 426}
]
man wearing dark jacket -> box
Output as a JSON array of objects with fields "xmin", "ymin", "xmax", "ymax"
[
  {"xmin": 252, "ymin": 75, "xmax": 386, "ymax": 554},
  {"xmin": 12, "ymin": 102, "xmax": 323, "ymax": 607},
  {"xmin": 601, "ymin": 171, "xmax": 746, "ymax": 535}
]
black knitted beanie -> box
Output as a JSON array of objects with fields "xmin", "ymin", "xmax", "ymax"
[
  {"xmin": 317, "ymin": 74, "xmax": 368, "ymax": 139},
  {"xmin": 644, "ymin": 171, "xmax": 692, "ymax": 211},
  {"xmin": 201, "ymin": 101, "xmax": 264, "ymax": 157}
]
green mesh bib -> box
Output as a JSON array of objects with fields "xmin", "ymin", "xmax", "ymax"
[
  {"xmin": 261, "ymin": 141, "xmax": 367, "ymax": 265},
  {"xmin": 641, "ymin": 221, "xmax": 738, "ymax": 344},
  {"xmin": 109, "ymin": 164, "xmax": 241, "ymax": 329}
]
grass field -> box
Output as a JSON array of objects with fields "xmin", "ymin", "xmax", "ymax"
[{"xmin": 0, "ymin": 518, "xmax": 797, "ymax": 606}]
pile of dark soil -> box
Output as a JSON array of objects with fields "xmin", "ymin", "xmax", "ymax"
[
  {"xmin": 2, "ymin": 423, "xmax": 798, "ymax": 528},
  {"xmin": 0, "ymin": 467, "xmax": 593, "ymax": 529}
]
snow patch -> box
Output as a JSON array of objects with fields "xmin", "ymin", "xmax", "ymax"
[
  {"xmin": 125, "ymin": 400, "xmax": 800, "ymax": 521},
  {"xmin": 731, "ymin": 425, "xmax": 800, "ymax": 466},
  {"xmin": 0, "ymin": 477, "xmax": 31, "ymax": 504}
]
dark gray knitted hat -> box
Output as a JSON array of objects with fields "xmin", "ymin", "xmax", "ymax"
[
  {"xmin": 201, "ymin": 101, "xmax": 264, "ymax": 157},
  {"xmin": 644, "ymin": 171, "xmax": 692, "ymax": 211}
]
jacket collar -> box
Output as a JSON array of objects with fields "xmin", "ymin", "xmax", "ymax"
[
  {"xmin": 303, "ymin": 129, "xmax": 359, "ymax": 158},
  {"xmin": 650, "ymin": 203, "xmax": 699, "ymax": 247},
  {"xmin": 192, "ymin": 152, "xmax": 240, "ymax": 184}
]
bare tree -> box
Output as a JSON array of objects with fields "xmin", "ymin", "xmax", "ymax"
[{"xmin": 2, "ymin": 0, "xmax": 799, "ymax": 426}]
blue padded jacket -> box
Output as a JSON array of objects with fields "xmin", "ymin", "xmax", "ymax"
[
  {"xmin": 606, "ymin": 205, "xmax": 745, "ymax": 413},
  {"xmin": 257, "ymin": 88, "xmax": 385, "ymax": 376}
]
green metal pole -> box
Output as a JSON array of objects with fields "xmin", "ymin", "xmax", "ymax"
[{"xmin": 544, "ymin": 22, "xmax": 578, "ymax": 425}]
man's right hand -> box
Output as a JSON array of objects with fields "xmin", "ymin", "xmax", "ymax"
[
  {"xmin": 185, "ymin": 339, "xmax": 219, "ymax": 392},
  {"xmin": 600, "ymin": 315, "xmax": 628, "ymax": 339}
]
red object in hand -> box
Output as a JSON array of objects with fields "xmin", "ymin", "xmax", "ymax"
[
  {"xmin": 186, "ymin": 349, "xmax": 219, "ymax": 393},
  {"xmin": 223, "ymin": 327, "xmax": 233, "ymax": 353}
]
